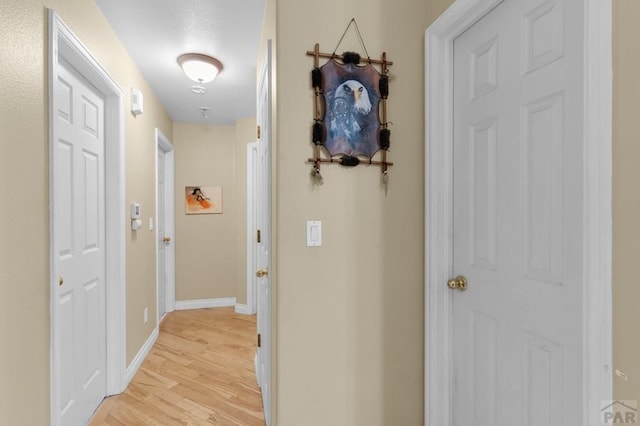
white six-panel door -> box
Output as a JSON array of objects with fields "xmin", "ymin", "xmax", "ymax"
[
  {"xmin": 452, "ymin": 0, "xmax": 584, "ymax": 424},
  {"xmin": 156, "ymin": 129, "xmax": 175, "ymax": 320},
  {"xmin": 53, "ymin": 57, "xmax": 107, "ymax": 425},
  {"xmin": 256, "ymin": 40, "xmax": 273, "ymax": 426}
]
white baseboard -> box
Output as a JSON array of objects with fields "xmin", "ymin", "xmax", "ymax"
[
  {"xmin": 175, "ymin": 297, "xmax": 237, "ymax": 310},
  {"xmin": 125, "ymin": 326, "xmax": 159, "ymax": 385},
  {"xmin": 235, "ymin": 303, "xmax": 253, "ymax": 315}
]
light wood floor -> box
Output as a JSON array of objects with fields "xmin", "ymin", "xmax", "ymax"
[{"xmin": 89, "ymin": 307, "xmax": 265, "ymax": 426}]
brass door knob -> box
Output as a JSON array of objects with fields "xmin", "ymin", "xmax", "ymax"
[
  {"xmin": 163, "ymin": 236, "xmax": 171, "ymax": 243},
  {"xmin": 58, "ymin": 277, "xmax": 64, "ymax": 286},
  {"xmin": 256, "ymin": 268, "xmax": 268, "ymax": 278},
  {"xmin": 447, "ymin": 275, "xmax": 467, "ymax": 291}
]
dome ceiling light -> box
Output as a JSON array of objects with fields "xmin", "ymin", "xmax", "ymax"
[{"xmin": 177, "ymin": 53, "xmax": 224, "ymax": 84}]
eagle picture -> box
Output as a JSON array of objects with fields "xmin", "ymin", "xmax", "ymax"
[
  {"xmin": 321, "ymin": 60, "xmax": 381, "ymax": 158},
  {"xmin": 329, "ymin": 80, "xmax": 372, "ymax": 147}
]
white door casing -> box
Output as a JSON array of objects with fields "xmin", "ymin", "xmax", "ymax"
[
  {"xmin": 424, "ymin": 0, "xmax": 612, "ymax": 425},
  {"xmin": 49, "ymin": 10, "xmax": 126, "ymax": 426},
  {"xmin": 256, "ymin": 40, "xmax": 273, "ymax": 426},
  {"xmin": 156, "ymin": 129, "xmax": 175, "ymax": 320}
]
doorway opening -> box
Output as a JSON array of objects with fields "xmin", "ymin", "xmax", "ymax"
[
  {"xmin": 246, "ymin": 140, "xmax": 259, "ymax": 316},
  {"xmin": 156, "ymin": 129, "xmax": 176, "ymax": 322}
]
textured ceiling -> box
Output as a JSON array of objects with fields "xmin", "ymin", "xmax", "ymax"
[{"xmin": 94, "ymin": 0, "xmax": 265, "ymax": 125}]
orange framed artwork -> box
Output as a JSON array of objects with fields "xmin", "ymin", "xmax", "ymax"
[{"xmin": 185, "ymin": 186, "xmax": 222, "ymax": 214}]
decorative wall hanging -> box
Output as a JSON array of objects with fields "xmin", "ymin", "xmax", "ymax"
[
  {"xmin": 307, "ymin": 18, "xmax": 393, "ymax": 185},
  {"xmin": 185, "ymin": 186, "xmax": 223, "ymax": 214}
]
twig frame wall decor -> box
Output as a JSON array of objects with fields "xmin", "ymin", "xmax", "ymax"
[{"xmin": 307, "ymin": 18, "xmax": 393, "ymax": 184}]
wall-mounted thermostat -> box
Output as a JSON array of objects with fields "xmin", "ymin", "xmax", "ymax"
[
  {"xmin": 131, "ymin": 88, "xmax": 144, "ymax": 116},
  {"xmin": 131, "ymin": 203, "xmax": 141, "ymax": 219},
  {"xmin": 131, "ymin": 203, "xmax": 142, "ymax": 230}
]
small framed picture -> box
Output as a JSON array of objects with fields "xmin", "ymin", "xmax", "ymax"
[{"xmin": 185, "ymin": 186, "xmax": 222, "ymax": 214}]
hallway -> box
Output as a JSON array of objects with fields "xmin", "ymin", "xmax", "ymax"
[{"xmin": 89, "ymin": 308, "xmax": 265, "ymax": 425}]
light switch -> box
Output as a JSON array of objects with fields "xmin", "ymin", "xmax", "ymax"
[{"xmin": 307, "ymin": 220, "xmax": 322, "ymax": 247}]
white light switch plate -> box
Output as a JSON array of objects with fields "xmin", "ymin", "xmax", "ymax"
[{"xmin": 307, "ymin": 220, "xmax": 322, "ymax": 247}]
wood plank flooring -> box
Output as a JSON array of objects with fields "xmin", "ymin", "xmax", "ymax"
[{"xmin": 89, "ymin": 308, "xmax": 265, "ymax": 426}]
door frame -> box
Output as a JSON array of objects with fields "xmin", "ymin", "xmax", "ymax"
[
  {"xmin": 424, "ymin": 0, "xmax": 612, "ymax": 425},
  {"xmin": 155, "ymin": 128, "xmax": 176, "ymax": 320},
  {"xmin": 245, "ymin": 141, "xmax": 259, "ymax": 315},
  {"xmin": 48, "ymin": 10, "xmax": 126, "ymax": 424}
]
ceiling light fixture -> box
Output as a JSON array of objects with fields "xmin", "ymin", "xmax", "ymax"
[{"xmin": 177, "ymin": 53, "xmax": 223, "ymax": 84}]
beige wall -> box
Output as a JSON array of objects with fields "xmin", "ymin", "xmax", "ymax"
[
  {"xmin": 426, "ymin": 0, "xmax": 455, "ymax": 23},
  {"xmin": 274, "ymin": 0, "xmax": 430, "ymax": 424},
  {"xmin": 0, "ymin": 0, "xmax": 171, "ymax": 423},
  {"xmin": 613, "ymin": 0, "xmax": 640, "ymax": 405},
  {"xmin": 174, "ymin": 123, "xmax": 238, "ymax": 301}
]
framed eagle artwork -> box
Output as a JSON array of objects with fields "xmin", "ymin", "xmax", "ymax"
[
  {"xmin": 322, "ymin": 57, "xmax": 381, "ymax": 159},
  {"xmin": 307, "ymin": 19, "xmax": 393, "ymax": 183}
]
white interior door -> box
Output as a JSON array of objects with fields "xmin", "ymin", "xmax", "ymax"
[
  {"xmin": 157, "ymin": 149, "xmax": 167, "ymax": 318},
  {"xmin": 156, "ymin": 129, "xmax": 175, "ymax": 320},
  {"xmin": 256, "ymin": 40, "xmax": 272, "ymax": 426},
  {"xmin": 452, "ymin": 0, "xmax": 584, "ymax": 424},
  {"xmin": 52, "ymin": 57, "xmax": 107, "ymax": 426}
]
